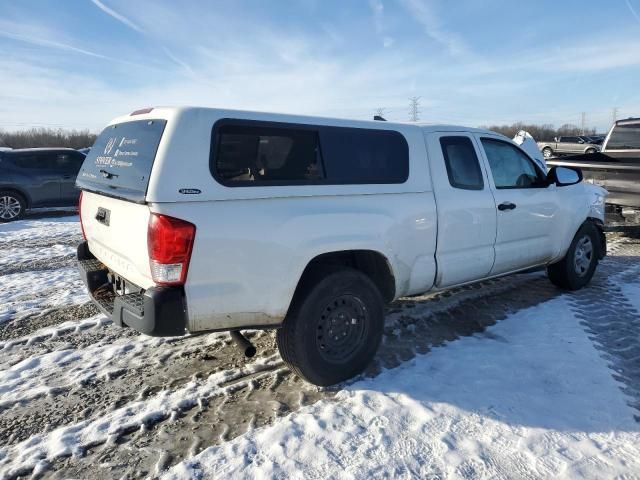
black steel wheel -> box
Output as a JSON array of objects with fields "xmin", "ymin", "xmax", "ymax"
[
  {"xmin": 277, "ymin": 268, "xmax": 384, "ymax": 386},
  {"xmin": 547, "ymin": 222, "xmax": 600, "ymax": 290}
]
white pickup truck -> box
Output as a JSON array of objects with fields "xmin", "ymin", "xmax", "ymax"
[{"xmin": 76, "ymin": 107, "xmax": 607, "ymax": 386}]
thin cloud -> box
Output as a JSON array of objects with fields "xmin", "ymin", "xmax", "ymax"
[
  {"xmin": 90, "ymin": 0, "xmax": 145, "ymax": 33},
  {"xmin": 369, "ymin": 0, "xmax": 395, "ymax": 48},
  {"xmin": 401, "ymin": 0, "xmax": 468, "ymax": 56},
  {"xmin": 162, "ymin": 47, "xmax": 195, "ymax": 78},
  {"xmin": 626, "ymin": 0, "xmax": 640, "ymax": 25},
  {"xmin": 0, "ymin": 30, "xmax": 108, "ymax": 59}
]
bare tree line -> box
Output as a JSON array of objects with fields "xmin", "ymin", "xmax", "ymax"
[
  {"xmin": 0, "ymin": 128, "xmax": 96, "ymax": 150},
  {"xmin": 0, "ymin": 122, "xmax": 601, "ymax": 150}
]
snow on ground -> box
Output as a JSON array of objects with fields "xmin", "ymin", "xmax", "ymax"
[
  {"xmin": 0, "ymin": 267, "xmax": 88, "ymax": 324},
  {"xmin": 0, "ymin": 215, "xmax": 79, "ymax": 243},
  {"xmin": 0, "ymin": 353, "xmax": 282, "ymax": 478},
  {"xmin": 0, "ymin": 244, "xmax": 75, "ymax": 267},
  {"xmin": 0, "ymin": 216, "xmax": 86, "ymax": 324},
  {"xmin": 620, "ymin": 282, "xmax": 640, "ymax": 313},
  {"xmin": 165, "ymin": 295, "xmax": 640, "ymax": 480}
]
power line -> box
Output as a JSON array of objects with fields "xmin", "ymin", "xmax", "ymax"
[{"xmin": 409, "ymin": 96, "xmax": 421, "ymax": 122}]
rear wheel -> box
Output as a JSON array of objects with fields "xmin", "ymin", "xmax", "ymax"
[
  {"xmin": 586, "ymin": 148, "xmax": 597, "ymax": 154},
  {"xmin": 277, "ymin": 268, "xmax": 384, "ymax": 386},
  {"xmin": 547, "ymin": 222, "xmax": 600, "ymax": 290},
  {"xmin": 542, "ymin": 147, "xmax": 553, "ymax": 159},
  {"xmin": 0, "ymin": 191, "xmax": 26, "ymax": 222}
]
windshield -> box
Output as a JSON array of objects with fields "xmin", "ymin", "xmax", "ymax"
[
  {"xmin": 606, "ymin": 124, "xmax": 640, "ymax": 150},
  {"xmin": 76, "ymin": 119, "xmax": 166, "ymax": 202}
]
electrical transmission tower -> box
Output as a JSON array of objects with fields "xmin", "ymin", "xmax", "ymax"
[
  {"xmin": 580, "ymin": 112, "xmax": 586, "ymax": 134},
  {"xmin": 409, "ymin": 96, "xmax": 421, "ymax": 122},
  {"xmin": 375, "ymin": 107, "xmax": 386, "ymax": 117},
  {"xmin": 611, "ymin": 107, "xmax": 619, "ymax": 125}
]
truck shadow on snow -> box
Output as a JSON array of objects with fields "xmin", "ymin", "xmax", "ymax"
[{"xmin": 353, "ymin": 247, "xmax": 640, "ymax": 433}]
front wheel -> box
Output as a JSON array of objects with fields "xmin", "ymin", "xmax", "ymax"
[
  {"xmin": 586, "ymin": 148, "xmax": 597, "ymax": 154},
  {"xmin": 277, "ymin": 268, "xmax": 384, "ymax": 386},
  {"xmin": 0, "ymin": 191, "xmax": 26, "ymax": 222},
  {"xmin": 547, "ymin": 222, "xmax": 600, "ymax": 290},
  {"xmin": 542, "ymin": 147, "xmax": 553, "ymax": 159}
]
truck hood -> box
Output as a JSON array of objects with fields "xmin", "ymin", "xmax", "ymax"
[{"xmin": 513, "ymin": 130, "xmax": 547, "ymax": 172}]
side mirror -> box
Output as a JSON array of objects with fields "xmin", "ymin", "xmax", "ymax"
[
  {"xmin": 554, "ymin": 137, "xmax": 559, "ymax": 142},
  {"xmin": 547, "ymin": 166, "xmax": 582, "ymax": 187}
]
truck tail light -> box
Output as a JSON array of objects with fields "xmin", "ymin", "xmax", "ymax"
[
  {"xmin": 147, "ymin": 213, "xmax": 196, "ymax": 286},
  {"xmin": 79, "ymin": 191, "xmax": 86, "ymax": 240}
]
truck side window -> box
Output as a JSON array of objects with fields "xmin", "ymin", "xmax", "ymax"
[
  {"xmin": 211, "ymin": 120, "xmax": 409, "ymax": 185},
  {"xmin": 439, "ymin": 136, "xmax": 484, "ymax": 190},
  {"xmin": 481, "ymin": 138, "xmax": 546, "ymax": 189},
  {"xmin": 214, "ymin": 125, "xmax": 324, "ymax": 183}
]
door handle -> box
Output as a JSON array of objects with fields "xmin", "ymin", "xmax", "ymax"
[{"xmin": 498, "ymin": 202, "xmax": 516, "ymax": 211}]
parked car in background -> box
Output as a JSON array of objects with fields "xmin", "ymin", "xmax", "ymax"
[
  {"xmin": 538, "ymin": 136, "xmax": 601, "ymax": 158},
  {"xmin": 77, "ymin": 106, "xmax": 606, "ymax": 386},
  {"xmin": 0, "ymin": 148, "xmax": 85, "ymax": 222},
  {"xmin": 547, "ymin": 117, "xmax": 640, "ymax": 224}
]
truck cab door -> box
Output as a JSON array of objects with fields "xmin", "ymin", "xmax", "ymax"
[
  {"xmin": 475, "ymin": 134, "xmax": 558, "ymax": 274},
  {"xmin": 426, "ymin": 132, "xmax": 496, "ymax": 288}
]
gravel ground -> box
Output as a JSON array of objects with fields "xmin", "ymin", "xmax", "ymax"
[{"xmin": 0, "ymin": 220, "xmax": 638, "ymax": 479}]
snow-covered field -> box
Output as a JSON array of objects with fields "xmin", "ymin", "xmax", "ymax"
[{"xmin": 1, "ymin": 215, "xmax": 639, "ymax": 479}]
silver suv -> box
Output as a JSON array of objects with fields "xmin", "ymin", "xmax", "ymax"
[{"xmin": 537, "ymin": 136, "xmax": 600, "ymax": 159}]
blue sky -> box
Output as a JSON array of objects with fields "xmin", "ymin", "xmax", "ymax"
[{"xmin": 1, "ymin": 0, "xmax": 639, "ymax": 132}]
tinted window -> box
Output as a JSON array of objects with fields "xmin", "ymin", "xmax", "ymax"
[
  {"xmin": 10, "ymin": 153, "xmax": 54, "ymax": 170},
  {"xmin": 214, "ymin": 124, "xmax": 324, "ymax": 183},
  {"xmin": 606, "ymin": 124, "xmax": 640, "ymax": 149},
  {"xmin": 211, "ymin": 120, "xmax": 409, "ymax": 185},
  {"xmin": 319, "ymin": 127, "xmax": 408, "ymax": 183},
  {"xmin": 76, "ymin": 119, "xmax": 167, "ymax": 202},
  {"xmin": 481, "ymin": 139, "xmax": 546, "ymax": 189},
  {"xmin": 54, "ymin": 152, "xmax": 84, "ymax": 172},
  {"xmin": 560, "ymin": 136, "xmax": 579, "ymax": 143},
  {"xmin": 439, "ymin": 136, "xmax": 483, "ymax": 190}
]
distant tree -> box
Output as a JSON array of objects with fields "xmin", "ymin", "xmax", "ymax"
[{"xmin": 0, "ymin": 128, "xmax": 97, "ymax": 149}]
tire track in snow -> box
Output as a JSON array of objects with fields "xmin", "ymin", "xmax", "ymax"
[
  {"xmin": 0, "ymin": 254, "xmax": 76, "ymax": 277},
  {"xmin": 567, "ymin": 237, "xmax": 640, "ymax": 420}
]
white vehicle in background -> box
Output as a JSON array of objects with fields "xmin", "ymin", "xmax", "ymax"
[{"xmin": 76, "ymin": 107, "xmax": 607, "ymax": 386}]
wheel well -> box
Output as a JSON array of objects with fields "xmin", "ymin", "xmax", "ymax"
[
  {"xmin": 294, "ymin": 250, "xmax": 396, "ymax": 304},
  {"xmin": 586, "ymin": 217, "xmax": 606, "ymax": 259},
  {"xmin": 0, "ymin": 188, "xmax": 29, "ymax": 208}
]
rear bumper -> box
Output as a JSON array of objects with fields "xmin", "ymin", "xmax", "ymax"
[{"xmin": 77, "ymin": 241, "xmax": 187, "ymax": 336}]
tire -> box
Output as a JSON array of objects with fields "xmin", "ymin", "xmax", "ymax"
[
  {"xmin": 277, "ymin": 268, "xmax": 384, "ymax": 386},
  {"xmin": 586, "ymin": 148, "xmax": 596, "ymax": 154},
  {"xmin": 0, "ymin": 191, "xmax": 26, "ymax": 222},
  {"xmin": 547, "ymin": 222, "xmax": 600, "ymax": 291},
  {"xmin": 542, "ymin": 147, "xmax": 553, "ymax": 159}
]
